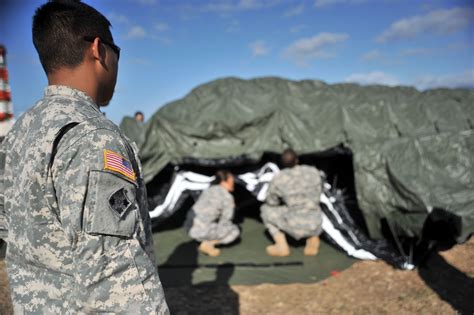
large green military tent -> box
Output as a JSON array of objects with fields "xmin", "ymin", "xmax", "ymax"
[{"xmin": 122, "ymin": 77, "xmax": 474, "ymax": 264}]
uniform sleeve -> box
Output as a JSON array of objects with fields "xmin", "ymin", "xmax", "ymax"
[
  {"xmin": 0, "ymin": 142, "xmax": 7, "ymax": 240},
  {"xmin": 311, "ymin": 167, "xmax": 322, "ymax": 203},
  {"xmin": 52, "ymin": 128, "xmax": 169, "ymax": 314},
  {"xmin": 193, "ymin": 188, "xmax": 221, "ymax": 223},
  {"xmin": 219, "ymin": 191, "xmax": 235, "ymax": 222},
  {"xmin": 265, "ymin": 177, "xmax": 281, "ymax": 206}
]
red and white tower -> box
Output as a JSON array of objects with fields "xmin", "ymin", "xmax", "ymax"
[{"xmin": 0, "ymin": 45, "xmax": 14, "ymax": 139}]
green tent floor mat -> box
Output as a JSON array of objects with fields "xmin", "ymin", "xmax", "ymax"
[{"xmin": 153, "ymin": 218, "xmax": 356, "ymax": 287}]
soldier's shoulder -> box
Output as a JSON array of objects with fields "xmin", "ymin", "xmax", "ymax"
[
  {"xmin": 9, "ymin": 96, "xmax": 107, "ymax": 139},
  {"xmin": 38, "ymin": 95, "xmax": 100, "ymax": 123},
  {"xmin": 273, "ymin": 169, "xmax": 291, "ymax": 183},
  {"xmin": 83, "ymin": 115, "xmax": 120, "ymax": 133},
  {"xmin": 56, "ymin": 117, "xmax": 125, "ymax": 156},
  {"xmin": 53, "ymin": 125, "xmax": 134, "ymax": 177},
  {"xmin": 298, "ymin": 164, "xmax": 319, "ymax": 173},
  {"xmin": 208, "ymin": 184, "xmax": 225, "ymax": 195},
  {"xmin": 202, "ymin": 185, "xmax": 226, "ymax": 199},
  {"xmin": 4, "ymin": 99, "xmax": 44, "ymax": 139}
]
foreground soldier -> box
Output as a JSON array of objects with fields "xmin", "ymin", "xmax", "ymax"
[
  {"xmin": 0, "ymin": 1, "xmax": 169, "ymax": 313},
  {"xmin": 261, "ymin": 149, "xmax": 323, "ymax": 257},
  {"xmin": 185, "ymin": 170, "xmax": 240, "ymax": 256}
]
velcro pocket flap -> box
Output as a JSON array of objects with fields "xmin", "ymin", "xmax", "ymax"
[{"xmin": 85, "ymin": 170, "xmax": 137, "ymax": 237}]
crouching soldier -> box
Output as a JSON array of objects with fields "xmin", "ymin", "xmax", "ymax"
[
  {"xmin": 185, "ymin": 170, "xmax": 240, "ymax": 256},
  {"xmin": 261, "ymin": 149, "xmax": 323, "ymax": 257}
]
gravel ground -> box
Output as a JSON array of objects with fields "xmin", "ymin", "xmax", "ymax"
[{"xmin": 1, "ymin": 238, "xmax": 473, "ymax": 314}]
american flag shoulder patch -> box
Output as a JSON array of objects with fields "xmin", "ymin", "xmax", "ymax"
[{"xmin": 103, "ymin": 149, "xmax": 136, "ymax": 182}]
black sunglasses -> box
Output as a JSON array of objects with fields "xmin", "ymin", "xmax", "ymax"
[{"xmin": 83, "ymin": 36, "xmax": 121, "ymax": 60}]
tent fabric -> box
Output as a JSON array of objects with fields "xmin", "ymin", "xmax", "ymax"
[
  {"xmin": 352, "ymin": 130, "xmax": 474, "ymax": 241},
  {"xmin": 120, "ymin": 77, "xmax": 474, "ymax": 243},
  {"xmin": 119, "ymin": 116, "xmax": 146, "ymax": 149}
]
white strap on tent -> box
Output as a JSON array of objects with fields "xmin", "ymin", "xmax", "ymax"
[
  {"xmin": 238, "ymin": 162, "xmax": 279, "ymax": 201},
  {"xmin": 182, "ymin": 171, "xmax": 215, "ymax": 184},
  {"xmin": 321, "ymin": 213, "xmax": 377, "ymax": 260},
  {"xmin": 320, "ymin": 190, "xmax": 361, "ymax": 246},
  {"xmin": 149, "ymin": 172, "xmax": 213, "ymax": 219}
]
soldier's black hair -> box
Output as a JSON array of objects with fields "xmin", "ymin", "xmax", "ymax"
[
  {"xmin": 32, "ymin": 0, "xmax": 114, "ymax": 74},
  {"xmin": 211, "ymin": 170, "xmax": 233, "ymax": 185},
  {"xmin": 134, "ymin": 111, "xmax": 144, "ymax": 118},
  {"xmin": 281, "ymin": 148, "xmax": 298, "ymax": 168}
]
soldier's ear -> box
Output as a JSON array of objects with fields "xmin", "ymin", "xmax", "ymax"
[
  {"xmin": 89, "ymin": 37, "xmax": 107, "ymax": 67},
  {"xmin": 85, "ymin": 37, "xmax": 100, "ymax": 61}
]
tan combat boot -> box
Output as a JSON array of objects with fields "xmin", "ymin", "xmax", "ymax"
[
  {"xmin": 304, "ymin": 236, "xmax": 320, "ymax": 256},
  {"xmin": 266, "ymin": 232, "xmax": 290, "ymax": 257},
  {"xmin": 199, "ymin": 240, "xmax": 221, "ymax": 257}
]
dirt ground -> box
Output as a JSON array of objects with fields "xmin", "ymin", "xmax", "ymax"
[{"xmin": 1, "ymin": 238, "xmax": 473, "ymax": 314}]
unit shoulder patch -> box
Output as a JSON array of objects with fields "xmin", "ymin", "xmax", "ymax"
[{"xmin": 108, "ymin": 187, "xmax": 133, "ymax": 218}]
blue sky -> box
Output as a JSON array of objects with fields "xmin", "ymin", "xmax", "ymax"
[{"xmin": 1, "ymin": 0, "xmax": 473, "ymax": 124}]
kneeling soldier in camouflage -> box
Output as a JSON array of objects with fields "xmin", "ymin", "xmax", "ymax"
[
  {"xmin": 261, "ymin": 149, "xmax": 323, "ymax": 257},
  {"xmin": 185, "ymin": 170, "xmax": 240, "ymax": 256}
]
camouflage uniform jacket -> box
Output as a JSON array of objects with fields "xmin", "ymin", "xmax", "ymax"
[
  {"xmin": 0, "ymin": 86, "xmax": 169, "ymax": 314},
  {"xmin": 266, "ymin": 165, "xmax": 322, "ymax": 209},
  {"xmin": 192, "ymin": 185, "xmax": 235, "ymax": 225},
  {"xmin": 263, "ymin": 164, "xmax": 323, "ymax": 239}
]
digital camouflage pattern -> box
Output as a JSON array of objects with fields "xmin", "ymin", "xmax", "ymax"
[
  {"xmin": 185, "ymin": 185, "xmax": 239, "ymax": 244},
  {"xmin": 0, "ymin": 86, "xmax": 169, "ymax": 314},
  {"xmin": 261, "ymin": 164, "xmax": 323, "ymax": 240}
]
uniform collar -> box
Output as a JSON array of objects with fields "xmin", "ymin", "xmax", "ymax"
[{"xmin": 44, "ymin": 85, "xmax": 101, "ymax": 113}]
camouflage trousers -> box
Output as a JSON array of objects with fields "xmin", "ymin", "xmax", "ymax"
[
  {"xmin": 260, "ymin": 204, "xmax": 323, "ymax": 240},
  {"xmin": 185, "ymin": 210, "xmax": 239, "ymax": 244}
]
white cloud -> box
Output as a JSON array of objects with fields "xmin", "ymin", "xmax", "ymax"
[
  {"xmin": 226, "ymin": 20, "xmax": 241, "ymax": 33},
  {"xmin": 155, "ymin": 23, "xmax": 169, "ymax": 32},
  {"xmin": 361, "ymin": 50, "xmax": 381, "ymax": 62},
  {"xmin": 399, "ymin": 48, "xmax": 431, "ymax": 57},
  {"xmin": 361, "ymin": 49, "xmax": 431, "ymax": 64},
  {"xmin": 150, "ymin": 34, "xmax": 172, "ymax": 45},
  {"xmin": 200, "ymin": 0, "xmax": 283, "ymax": 13},
  {"xmin": 447, "ymin": 41, "xmax": 474, "ymax": 53},
  {"xmin": 283, "ymin": 32, "xmax": 348, "ymax": 66},
  {"xmin": 107, "ymin": 13, "xmax": 130, "ymax": 25},
  {"xmin": 284, "ymin": 4, "xmax": 305, "ymax": 17},
  {"xmin": 108, "ymin": 13, "xmax": 152, "ymax": 42},
  {"xmin": 150, "ymin": 24, "xmax": 172, "ymax": 44},
  {"xmin": 134, "ymin": 0, "xmax": 158, "ymax": 5},
  {"xmin": 315, "ymin": 0, "xmax": 367, "ymax": 8},
  {"xmin": 124, "ymin": 26, "xmax": 147, "ymax": 39},
  {"xmin": 376, "ymin": 7, "xmax": 474, "ymax": 43},
  {"xmin": 250, "ymin": 40, "xmax": 269, "ymax": 57},
  {"xmin": 344, "ymin": 70, "xmax": 474, "ymax": 90},
  {"xmin": 290, "ymin": 24, "xmax": 306, "ymax": 34},
  {"xmin": 344, "ymin": 71, "xmax": 400, "ymax": 86},
  {"xmin": 414, "ymin": 70, "xmax": 474, "ymax": 90}
]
